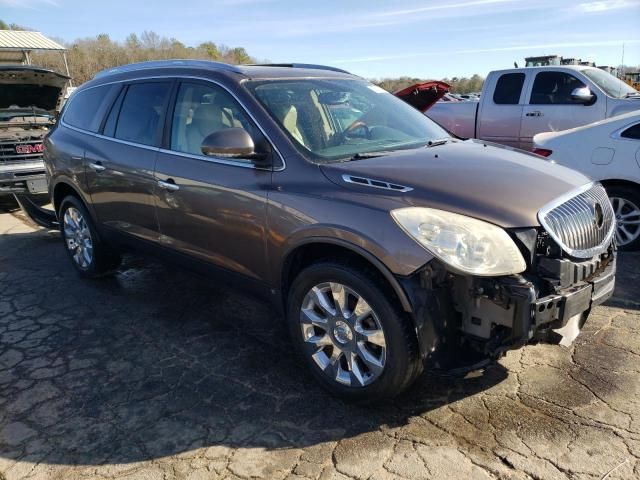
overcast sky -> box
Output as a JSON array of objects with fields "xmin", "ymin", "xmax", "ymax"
[{"xmin": 2, "ymin": 0, "xmax": 639, "ymax": 78}]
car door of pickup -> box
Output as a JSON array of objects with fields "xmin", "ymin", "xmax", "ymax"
[{"xmin": 520, "ymin": 70, "xmax": 605, "ymax": 150}]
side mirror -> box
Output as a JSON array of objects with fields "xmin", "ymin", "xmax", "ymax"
[
  {"xmin": 571, "ymin": 87, "xmax": 595, "ymax": 105},
  {"xmin": 201, "ymin": 128, "xmax": 257, "ymax": 158}
]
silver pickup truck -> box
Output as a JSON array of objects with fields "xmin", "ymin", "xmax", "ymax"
[
  {"xmin": 426, "ymin": 66, "xmax": 640, "ymax": 150},
  {"xmin": 0, "ymin": 66, "xmax": 69, "ymax": 197}
]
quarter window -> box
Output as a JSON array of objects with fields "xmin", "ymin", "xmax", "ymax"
[
  {"xmin": 64, "ymin": 85, "xmax": 117, "ymax": 132},
  {"xmin": 170, "ymin": 82, "xmax": 258, "ymax": 159},
  {"xmin": 493, "ymin": 73, "xmax": 525, "ymax": 105},
  {"xmin": 114, "ymin": 82, "xmax": 172, "ymax": 146},
  {"xmin": 530, "ymin": 72, "xmax": 588, "ymax": 105},
  {"xmin": 621, "ymin": 123, "xmax": 640, "ymax": 140}
]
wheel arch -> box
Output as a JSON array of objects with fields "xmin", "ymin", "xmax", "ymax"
[
  {"xmin": 599, "ymin": 178, "xmax": 640, "ymax": 193},
  {"xmin": 52, "ymin": 180, "xmax": 92, "ymax": 218},
  {"xmin": 280, "ymin": 238, "xmax": 415, "ymax": 314}
]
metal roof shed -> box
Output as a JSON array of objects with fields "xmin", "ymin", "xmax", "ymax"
[{"xmin": 0, "ymin": 30, "xmax": 70, "ymax": 77}]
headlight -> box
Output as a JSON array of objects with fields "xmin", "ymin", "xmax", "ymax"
[{"xmin": 391, "ymin": 207, "xmax": 526, "ymax": 276}]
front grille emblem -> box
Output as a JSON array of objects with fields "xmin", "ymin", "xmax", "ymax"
[{"xmin": 594, "ymin": 202, "xmax": 604, "ymax": 230}]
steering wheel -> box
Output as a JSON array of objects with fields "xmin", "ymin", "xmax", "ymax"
[{"xmin": 343, "ymin": 120, "xmax": 371, "ymax": 139}]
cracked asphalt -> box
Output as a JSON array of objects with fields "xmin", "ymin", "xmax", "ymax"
[{"xmin": 1, "ymin": 204, "xmax": 639, "ymax": 480}]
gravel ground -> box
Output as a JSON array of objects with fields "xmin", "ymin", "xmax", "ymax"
[{"xmin": 0, "ymin": 207, "xmax": 639, "ymax": 480}]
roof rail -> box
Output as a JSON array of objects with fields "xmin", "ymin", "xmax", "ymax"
[
  {"xmin": 94, "ymin": 59, "xmax": 243, "ymax": 78},
  {"xmin": 248, "ymin": 63, "xmax": 351, "ymax": 74}
]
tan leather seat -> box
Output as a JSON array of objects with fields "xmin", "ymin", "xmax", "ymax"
[
  {"xmin": 185, "ymin": 102, "xmax": 226, "ymax": 155},
  {"xmin": 276, "ymin": 105, "xmax": 306, "ymax": 147}
]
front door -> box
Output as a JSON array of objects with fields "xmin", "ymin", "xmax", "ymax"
[
  {"xmin": 85, "ymin": 80, "xmax": 173, "ymax": 242},
  {"xmin": 153, "ymin": 80, "xmax": 272, "ymax": 282},
  {"xmin": 519, "ymin": 70, "xmax": 605, "ymax": 150}
]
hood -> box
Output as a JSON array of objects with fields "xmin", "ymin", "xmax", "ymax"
[
  {"xmin": 0, "ymin": 66, "xmax": 69, "ymax": 113},
  {"xmin": 394, "ymin": 81, "xmax": 450, "ymax": 112},
  {"xmin": 320, "ymin": 140, "xmax": 591, "ymax": 228}
]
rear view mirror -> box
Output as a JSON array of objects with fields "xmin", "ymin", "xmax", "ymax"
[
  {"xmin": 201, "ymin": 128, "xmax": 270, "ymax": 166},
  {"xmin": 571, "ymin": 87, "xmax": 595, "ymax": 105},
  {"xmin": 202, "ymin": 128, "xmax": 255, "ymax": 158}
]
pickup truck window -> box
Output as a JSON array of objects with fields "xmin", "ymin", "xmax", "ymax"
[
  {"xmin": 530, "ymin": 72, "xmax": 586, "ymax": 105},
  {"xmin": 493, "ymin": 73, "xmax": 525, "ymax": 105},
  {"xmin": 581, "ymin": 68, "xmax": 638, "ymax": 98}
]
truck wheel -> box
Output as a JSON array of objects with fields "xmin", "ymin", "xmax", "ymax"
[
  {"xmin": 287, "ymin": 261, "xmax": 422, "ymax": 402},
  {"xmin": 59, "ymin": 195, "xmax": 121, "ymax": 278},
  {"xmin": 607, "ymin": 185, "xmax": 640, "ymax": 251}
]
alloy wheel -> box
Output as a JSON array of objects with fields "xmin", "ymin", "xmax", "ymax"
[
  {"xmin": 63, "ymin": 207, "xmax": 93, "ymax": 269},
  {"xmin": 299, "ymin": 282, "xmax": 386, "ymax": 387},
  {"xmin": 610, "ymin": 196, "xmax": 640, "ymax": 247}
]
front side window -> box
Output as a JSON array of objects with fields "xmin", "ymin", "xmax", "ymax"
[
  {"xmin": 493, "ymin": 73, "xmax": 525, "ymax": 105},
  {"xmin": 621, "ymin": 122, "xmax": 640, "ymax": 140},
  {"xmin": 64, "ymin": 84, "xmax": 117, "ymax": 132},
  {"xmin": 245, "ymin": 78, "xmax": 450, "ymax": 162},
  {"xmin": 170, "ymin": 82, "xmax": 258, "ymax": 159},
  {"xmin": 114, "ymin": 82, "xmax": 172, "ymax": 146},
  {"xmin": 530, "ymin": 72, "xmax": 587, "ymax": 105}
]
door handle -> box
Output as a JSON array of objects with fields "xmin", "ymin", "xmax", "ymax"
[
  {"xmin": 158, "ymin": 179, "xmax": 180, "ymax": 192},
  {"xmin": 88, "ymin": 161, "xmax": 106, "ymax": 172},
  {"xmin": 525, "ymin": 111, "xmax": 544, "ymax": 117}
]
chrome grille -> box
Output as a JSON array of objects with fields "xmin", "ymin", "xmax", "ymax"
[
  {"xmin": 0, "ymin": 140, "xmax": 44, "ymax": 164},
  {"xmin": 538, "ymin": 183, "xmax": 615, "ymax": 258}
]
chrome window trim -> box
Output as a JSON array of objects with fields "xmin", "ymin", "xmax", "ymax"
[
  {"xmin": 60, "ymin": 74, "xmax": 286, "ymax": 172},
  {"xmin": 157, "ymin": 148, "xmax": 264, "ymax": 170},
  {"xmin": 538, "ymin": 181, "xmax": 616, "ymax": 258}
]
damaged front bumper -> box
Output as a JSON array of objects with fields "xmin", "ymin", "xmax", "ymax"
[{"xmin": 404, "ymin": 245, "xmax": 616, "ymax": 371}]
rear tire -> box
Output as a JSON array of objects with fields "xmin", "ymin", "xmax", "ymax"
[
  {"xmin": 287, "ymin": 261, "xmax": 422, "ymax": 402},
  {"xmin": 59, "ymin": 195, "xmax": 121, "ymax": 278},
  {"xmin": 607, "ymin": 185, "xmax": 640, "ymax": 251}
]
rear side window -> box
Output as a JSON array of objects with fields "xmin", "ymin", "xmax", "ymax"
[
  {"xmin": 63, "ymin": 85, "xmax": 117, "ymax": 132},
  {"xmin": 530, "ymin": 72, "xmax": 587, "ymax": 105},
  {"xmin": 493, "ymin": 73, "xmax": 525, "ymax": 104},
  {"xmin": 114, "ymin": 82, "xmax": 172, "ymax": 146},
  {"xmin": 621, "ymin": 123, "xmax": 640, "ymax": 140}
]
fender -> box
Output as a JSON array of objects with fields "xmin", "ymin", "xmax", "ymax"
[{"xmin": 279, "ymin": 234, "xmax": 422, "ymax": 313}]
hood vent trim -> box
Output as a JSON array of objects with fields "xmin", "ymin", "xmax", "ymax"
[{"xmin": 341, "ymin": 174, "xmax": 413, "ymax": 193}]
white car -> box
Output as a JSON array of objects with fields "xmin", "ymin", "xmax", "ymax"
[{"xmin": 533, "ymin": 111, "xmax": 640, "ymax": 250}]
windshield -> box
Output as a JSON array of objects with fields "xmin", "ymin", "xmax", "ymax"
[
  {"xmin": 245, "ymin": 78, "xmax": 450, "ymax": 162},
  {"xmin": 582, "ymin": 68, "xmax": 638, "ymax": 98}
]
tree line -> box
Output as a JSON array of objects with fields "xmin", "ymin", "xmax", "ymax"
[
  {"xmin": 373, "ymin": 74, "xmax": 484, "ymax": 94},
  {"xmin": 0, "ymin": 21, "xmax": 256, "ymax": 85}
]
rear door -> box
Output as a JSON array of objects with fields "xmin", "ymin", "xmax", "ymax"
[
  {"xmin": 85, "ymin": 80, "xmax": 173, "ymax": 242},
  {"xmin": 476, "ymin": 72, "xmax": 527, "ymax": 148},
  {"xmin": 519, "ymin": 70, "xmax": 606, "ymax": 150}
]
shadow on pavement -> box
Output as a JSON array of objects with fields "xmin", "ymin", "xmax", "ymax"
[{"xmin": 0, "ymin": 228, "xmax": 509, "ymax": 465}]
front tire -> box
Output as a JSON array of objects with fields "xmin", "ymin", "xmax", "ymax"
[
  {"xmin": 607, "ymin": 185, "xmax": 640, "ymax": 251},
  {"xmin": 59, "ymin": 195, "xmax": 121, "ymax": 278},
  {"xmin": 287, "ymin": 261, "xmax": 422, "ymax": 402}
]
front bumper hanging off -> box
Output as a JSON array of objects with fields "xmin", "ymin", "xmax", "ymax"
[{"xmin": 409, "ymin": 248, "xmax": 617, "ymax": 371}]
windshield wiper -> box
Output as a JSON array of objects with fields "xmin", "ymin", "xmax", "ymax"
[
  {"xmin": 426, "ymin": 138, "xmax": 450, "ymax": 147},
  {"xmin": 349, "ymin": 151, "xmax": 393, "ymax": 161},
  {"xmin": 625, "ymin": 92, "xmax": 640, "ymax": 98}
]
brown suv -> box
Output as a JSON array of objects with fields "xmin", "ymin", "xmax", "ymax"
[{"xmin": 44, "ymin": 60, "xmax": 616, "ymax": 401}]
